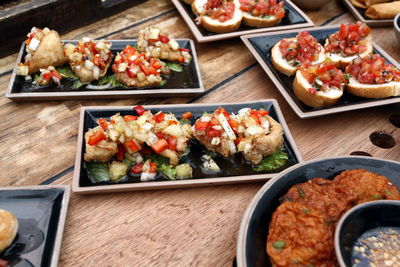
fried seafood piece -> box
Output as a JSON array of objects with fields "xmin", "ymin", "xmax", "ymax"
[
  {"xmin": 192, "ymin": 107, "xmax": 284, "ymax": 164},
  {"xmin": 64, "ymin": 38, "xmax": 113, "ymax": 83},
  {"xmin": 235, "ymin": 108, "xmax": 284, "ymax": 165},
  {"xmin": 282, "ymin": 178, "xmax": 356, "ymax": 223},
  {"xmin": 17, "ymin": 27, "xmax": 67, "ymax": 75},
  {"xmin": 112, "ymin": 45, "xmax": 170, "ymax": 88},
  {"xmin": 334, "ymin": 169, "xmax": 400, "ymax": 204},
  {"xmin": 84, "ymin": 126, "xmax": 118, "ymax": 162},
  {"xmin": 137, "ymin": 26, "xmax": 192, "ymax": 63},
  {"xmin": 0, "ymin": 209, "xmax": 18, "ymax": 253},
  {"xmin": 34, "ymin": 66, "xmax": 63, "ymax": 86},
  {"xmin": 267, "ymin": 202, "xmax": 336, "ymax": 267}
]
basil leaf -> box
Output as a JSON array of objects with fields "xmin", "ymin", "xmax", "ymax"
[
  {"xmin": 273, "ymin": 240, "xmax": 285, "ymax": 250},
  {"xmin": 253, "ymin": 149, "xmax": 288, "ymax": 172},
  {"xmin": 84, "ymin": 162, "xmax": 110, "ymax": 183},
  {"xmin": 147, "ymin": 154, "xmax": 176, "ymax": 180},
  {"xmin": 98, "ymin": 74, "xmax": 124, "ymax": 87},
  {"xmin": 72, "ymin": 80, "xmax": 85, "ymax": 89}
]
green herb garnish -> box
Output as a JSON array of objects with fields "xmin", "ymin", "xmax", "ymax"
[
  {"xmin": 344, "ymin": 73, "xmax": 351, "ymax": 80},
  {"xmin": 302, "ymin": 209, "xmax": 310, "ymax": 214},
  {"xmin": 147, "ymin": 154, "xmax": 176, "ymax": 180},
  {"xmin": 253, "ymin": 149, "xmax": 288, "ymax": 172},
  {"xmin": 98, "ymin": 74, "xmax": 124, "ymax": 87},
  {"xmin": 159, "ymin": 80, "xmax": 167, "ymax": 87},
  {"xmin": 84, "ymin": 162, "xmax": 110, "ymax": 183},
  {"xmin": 297, "ymin": 187, "xmax": 305, "ymax": 199},
  {"xmin": 166, "ymin": 62, "xmax": 184, "ymax": 72},
  {"xmin": 273, "ymin": 241, "xmax": 286, "ymax": 250},
  {"xmin": 262, "ymin": 15, "xmax": 272, "ymax": 19},
  {"xmin": 56, "ymin": 65, "xmax": 78, "ymax": 79},
  {"xmin": 72, "ymin": 80, "xmax": 85, "ymax": 89},
  {"xmin": 179, "ymin": 118, "xmax": 191, "ymax": 125}
]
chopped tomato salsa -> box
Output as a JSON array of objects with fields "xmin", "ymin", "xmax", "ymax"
[
  {"xmin": 204, "ymin": 0, "xmax": 236, "ymax": 22},
  {"xmin": 88, "ymin": 130, "xmax": 107, "ymax": 146},
  {"xmin": 325, "ymin": 22, "xmax": 371, "ymax": 57},
  {"xmin": 279, "ymin": 31, "xmax": 321, "ymax": 67},
  {"xmin": 301, "ymin": 62, "xmax": 345, "ymax": 92},
  {"xmin": 345, "ymin": 54, "xmax": 400, "ymax": 84},
  {"xmin": 239, "ymin": 0, "xmax": 284, "ymax": 19}
]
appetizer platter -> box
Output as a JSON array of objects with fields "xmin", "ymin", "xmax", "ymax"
[
  {"xmin": 242, "ymin": 23, "xmax": 400, "ymax": 118},
  {"xmin": 6, "ymin": 26, "xmax": 203, "ymax": 101},
  {"xmin": 0, "ymin": 186, "xmax": 70, "ymax": 267},
  {"xmin": 236, "ymin": 156, "xmax": 400, "ymax": 266},
  {"xmin": 72, "ymin": 100, "xmax": 302, "ymax": 194},
  {"xmin": 171, "ymin": 0, "xmax": 313, "ymax": 42},
  {"xmin": 342, "ymin": 0, "xmax": 400, "ymax": 26}
]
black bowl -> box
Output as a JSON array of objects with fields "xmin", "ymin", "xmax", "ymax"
[
  {"xmin": 335, "ymin": 200, "xmax": 400, "ymax": 267},
  {"xmin": 236, "ymin": 156, "xmax": 400, "ymax": 267}
]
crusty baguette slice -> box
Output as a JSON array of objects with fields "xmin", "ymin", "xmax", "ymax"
[
  {"xmin": 293, "ymin": 70, "xmax": 343, "ymax": 107},
  {"xmin": 346, "ymin": 77, "xmax": 399, "ymax": 98},
  {"xmin": 271, "ymin": 38, "xmax": 326, "ymax": 76},
  {"xmin": 241, "ymin": 12, "xmax": 281, "ymax": 28},
  {"xmin": 325, "ymin": 36, "xmax": 373, "ymax": 68},
  {"xmin": 192, "ymin": 0, "xmax": 243, "ymax": 33}
]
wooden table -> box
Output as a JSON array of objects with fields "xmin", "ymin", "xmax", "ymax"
[{"xmin": 0, "ymin": 0, "xmax": 399, "ymax": 265}]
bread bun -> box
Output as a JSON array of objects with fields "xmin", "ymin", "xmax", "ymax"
[
  {"xmin": 346, "ymin": 77, "xmax": 399, "ymax": 98},
  {"xmin": 0, "ymin": 209, "xmax": 18, "ymax": 253},
  {"xmin": 241, "ymin": 12, "xmax": 281, "ymax": 28},
  {"xmin": 293, "ymin": 70, "xmax": 343, "ymax": 107},
  {"xmin": 271, "ymin": 38, "xmax": 325, "ymax": 76},
  {"xmin": 325, "ymin": 36, "xmax": 373, "ymax": 68},
  {"xmin": 192, "ymin": 0, "xmax": 243, "ymax": 33}
]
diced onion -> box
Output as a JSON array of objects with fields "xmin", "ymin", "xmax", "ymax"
[
  {"xmin": 140, "ymin": 172, "xmax": 156, "ymax": 182},
  {"xmin": 28, "ymin": 38, "xmax": 40, "ymax": 51},
  {"xmin": 93, "ymin": 66, "xmax": 100, "ymax": 80},
  {"xmin": 200, "ymin": 116, "xmax": 211, "ymax": 122},
  {"xmin": 85, "ymin": 60, "xmax": 94, "ymax": 70}
]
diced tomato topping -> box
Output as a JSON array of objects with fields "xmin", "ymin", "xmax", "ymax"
[
  {"xmin": 194, "ymin": 120, "xmax": 210, "ymax": 131},
  {"xmin": 124, "ymin": 139, "xmax": 141, "ymax": 153},
  {"xmin": 153, "ymin": 112, "xmax": 165, "ymax": 123},
  {"xmin": 228, "ymin": 119, "xmax": 238, "ymax": 132},
  {"xmin": 207, "ymin": 128, "xmax": 222, "ymax": 137},
  {"xmin": 43, "ymin": 72, "xmax": 52, "ymax": 80},
  {"xmin": 178, "ymin": 56, "xmax": 185, "ymax": 63},
  {"xmin": 216, "ymin": 107, "xmax": 230, "ymax": 117},
  {"xmin": 182, "ymin": 111, "xmax": 193, "ymax": 119},
  {"xmin": 308, "ymin": 88, "xmax": 317, "ymax": 94},
  {"xmin": 130, "ymin": 162, "xmax": 144, "ymax": 174},
  {"xmin": 151, "ymin": 59, "xmax": 162, "ymax": 69},
  {"xmin": 168, "ymin": 120, "xmax": 178, "ymax": 125},
  {"xmin": 257, "ymin": 110, "xmax": 269, "ymax": 116},
  {"xmin": 52, "ymin": 70, "xmax": 62, "ymax": 80},
  {"xmin": 300, "ymin": 62, "xmax": 345, "ymax": 92},
  {"xmin": 0, "ymin": 259, "xmax": 8, "ymax": 267},
  {"xmin": 124, "ymin": 115, "xmax": 138, "ymax": 121},
  {"xmin": 205, "ymin": 0, "xmax": 235, "ymax": 22},
  {"xmin": 179, "ymin": 48, "xmax": 190, "ymax": 52},
  {"xmin": 116, "ymin": 144, "xmax": 126, "ymax": 160},
  {"xmin": 325, "ymin": 22, "xmax": 371, "ymax": 56},
  {"xmin": 155, "ymin": 132, "xmax": 166, "ymax": 139},
  {"xmin": 88, "ymin": 130, "xmax": 106, "ymax": 146},
  {"xmin": 167, "ymin": 136, "xmax": 177, "ymax": 150},
  {"xmin": 110, "ymin": 120, "xmax": 116, "ymax": 124},
  {"xmin": 239, "ymin": 0, "xmax": 285, "ymax": 19},
  {"xmin": 133, "ymin": 105, "xmax": 146, "ymax": 116},
  {"xmin": 234, "ymin": 137, "xmax": 244, "ymax": 145},
  {"xmin": 151, "ymin": 139, "xmax": 168, "ymax": 154},
  {"xmin": 160, "ymin": 35, "xmax": 170, "ymax": 44},
  {"xmin": 250, "ymin": 113, "xmax": 261, "ymax": 124},
  {"xmin": 98, "ymin": 118, "xmax": 108, "ymax": 130},
  {"xmin": 149, "ymin": 162, "xmax": 157, "ymax": 173}
]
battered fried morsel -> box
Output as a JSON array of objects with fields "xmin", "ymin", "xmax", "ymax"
[
  {"xmin": 282, "ymin": 178, "xmax": 356, "ymax": 223},
  {"xmin": 84, "ymin": 127, "xmax": 118, "ymax": 162},
  {"xmin": 17, "ymin": 27, "xmax": 67, "ymax": 75},
  {"xmin": 334, "ymin": 169, "xmax": 400, "ymax": 204},
  {"xmin": 267, "ymin": 202, "xmax": 336, "ymax": 267}
]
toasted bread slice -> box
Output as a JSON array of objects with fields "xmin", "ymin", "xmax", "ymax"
[
  {"xmin": 192, "ymin": 0, "xmax": 243, "ymax": 33},
  {"xmin": 346, "ymin": 77, "xmax": 398, "ymax": 98},
  {"xmin": 293, "ymin": 70, "xmax": 343, "ymax": 107},
  {"xmin": 241, "ymin": 12, "xmax": 281, "ymax": 28},
  {"xmin": 325, "ymin": 36, "xmax": 373, "ymax": 68},
  {"xmin": 271, "ymin": 38, "xmax": 326, "ymax": 76}
]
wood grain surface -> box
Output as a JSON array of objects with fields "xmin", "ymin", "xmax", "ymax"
[{"xmin": 0, "ymin": 0, "xmax": 399, "ymax": 266}]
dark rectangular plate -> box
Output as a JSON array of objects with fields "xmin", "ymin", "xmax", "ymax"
[
  {"xmin": 171, "ymin": 0, "xmax": 314, "ymax": 42},
  {"xmin": 6, "ymin": 39, "xmax": 204, "ymax": 101},
  {"xmin": 72, "ymin": 100, "xmax": 303, "ymax": 194},
  {"xmin": 0, "ymin": 186, "xmax": 70, "ymax": 267},
  {"xmin": 241, "ymin": 25, "xmax": 400, "ymax": 118},
  {"xmin": 342, "ymin": 0, "xmax": 393, "ymax": 27}
]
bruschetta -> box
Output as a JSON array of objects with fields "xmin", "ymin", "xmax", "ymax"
[
  {"xmin": 324, "ymin": 22, "xmax": 373, "ymax": 68},
  {"xmin": 192, "ymin": 107, "xmax": 283, "ymax": 165},
  {"xmin": 64, "ymin": 38, "xmax": 113, "ymax": 83},
  {"xmin": 271, "ymin": 31, "xmax": 326, "ymax": 76},
  {"xmin": 112, "ymin": 45, "xmax": 170, "ymax": 88},
  {"xmin": 192, "ymin": 0, "xmax": 243, "ymax": 33},
  {"xmin": 293, "ymin": 62, "xmax": 346, "ymax": 107},
  {"xmin": 17, "ymin": 27, "xmax": 67, "ymax": 76},
  {"xmin": 239, "ymin": 0, "xmax": 285, "ymax": 28},
  {"xmin": 345, "ymin": 54, "xmax": 400, "ymax": 98},
  {"xmin": 137, "ymin": 27, "xmax": 192, "ymax": 63}
]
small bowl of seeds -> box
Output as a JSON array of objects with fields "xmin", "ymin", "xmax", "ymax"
[{"xmin": 335, "ymin": 200, "xmax": 400, "ymax": 267}]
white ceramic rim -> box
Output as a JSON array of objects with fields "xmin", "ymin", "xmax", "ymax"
[
  {"xmin": 334, "ymin": 199, "xmax": 400, "ymax": 267},
  {"xmin": 394, "ymin": 14, "xmax": 400, "ymax": 33},
  {"xmin": 236, "ymin": 156, "xmax": 400, "ymax": 267}
]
